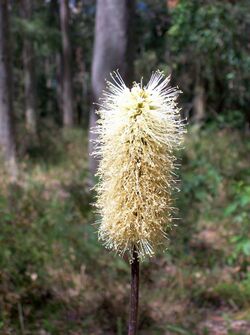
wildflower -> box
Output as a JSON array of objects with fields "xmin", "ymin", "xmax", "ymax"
[{"xmin": 93, "ymin": 71, "xmax": 185, "ymax": 261}]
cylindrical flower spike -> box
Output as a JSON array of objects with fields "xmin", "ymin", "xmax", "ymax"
[{"xmin": 93, "ymin": 71, "xmax": 185, "ymax": 261}]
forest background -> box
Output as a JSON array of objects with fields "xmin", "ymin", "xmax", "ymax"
[{"xmin": 0, "ymin": 0, "xmax": 250, "ymax": 334}]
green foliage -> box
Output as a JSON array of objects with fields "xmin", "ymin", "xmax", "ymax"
[
  {"xmin": 210, "ymin": 111, "xmax": 246, "ymax": 130},
  {"xmin": 168, "ymin": 0, "xmax": 250, "ymax": 115},
  {"xmin": 13, "ymin": 16, "xmax": 61, "ymax": 56},
  {"xmin": 213, "ymin": 280, "xmax": 250, "ymax": 308},
  {"xmin": 165, "ymin": 324, "xmax": 195, "ymax": 335},
  {"xmin": 12, "ymin": 1, "xmax": 61, "ymax": 56},
  {"xmin": 224, "ymin": 181, "xmax": 250, "ymax": 263},
  {"xmin": 173, "ymin": 125, "xmax": 250, "ymax": 272}
]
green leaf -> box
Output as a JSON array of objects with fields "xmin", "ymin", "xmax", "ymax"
[
  {"xmin": 165, "ymin": 325, "xmax": 194, "ymax": 335},
  {"xmin": 224, "ymin": 203, "xmax": 238, "ymax": 217},
  {"xmin": 242, "ymin": 241, "xmax": 250, "ymax": 256}
]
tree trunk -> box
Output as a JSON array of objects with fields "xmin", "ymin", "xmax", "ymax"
[
  {"xmin": 89, "ymin": 0, "xmax": 135, "ymax": 176},
  {"xmin": 192, "ymin": 62, "xmax": 205, "ymax": 124},
  {"xmin": 75, "ymin": 46, "xmax": 85, "ymax": 125},
  {"xmin": 193, "ymin": 82, "xmax": 205, "ymax": 124},
  {"xmin": 0, "ymin": 0, "xmax": 18, "ymax": 178},
  {"xmin": 50, "ymin": 0, "xmax": 63, "ymax": 123},
  {"xmin": 55, "ymin": 52, "xmax": 63, "ymax": 121},
  {"xmin": 22, "ymin": 0, "xmax": 37, "ymax": 135},
  {"xmin": 59, "ymin": 0, "xmax": 74, "ymax": 127}
]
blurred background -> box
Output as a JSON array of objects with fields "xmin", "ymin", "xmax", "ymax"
[{"xmin": 0, "ymin": 0, "xmax": 250, "ymax": 334}]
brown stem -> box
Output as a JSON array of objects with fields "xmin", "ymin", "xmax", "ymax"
[{"xmin": 128, "ymin": 247, "xmax": 139, "ymax": 335}]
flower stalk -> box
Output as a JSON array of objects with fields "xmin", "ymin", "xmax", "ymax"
[{"xmin": 128, "ymin": 247, "xmax": 139, "ymax": 335}]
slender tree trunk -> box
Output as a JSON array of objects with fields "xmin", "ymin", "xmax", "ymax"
[
  {"xmin": 0, "ymin": 0, "xmax": 18, "ymax": 178},
  {"xmin": 193, "ymin": 63, "xmax": 205, "ymax": 124},
  {"xmin": 22, "ymin": 0, "xmax": 37, "ymax": 135},
  {"xmin": 193, "ymin": 82, "xmax": 205, "ymax": 123},
  {"xmin": 50, "ymin": 0, "xmax": 63, "ymax": 122},
  {"xmin": 44, "ymin": 56, "xmax": 55, "ymax": 116},
  {"xmin": 59, "ymin": 0, "xmax": 74, "ymax": 127},
  {"xmin": 89, "ymin": 0, "xmax": 135, "ymax": 176},
  {"xmin": 55, "ymin": 52, "xmax": 63, "ymax": 121},
  {"xmin": 75, "ymin": 46, "xmax": 85, "ymax": 124}
]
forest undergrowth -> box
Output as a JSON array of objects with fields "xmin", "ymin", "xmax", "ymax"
[{"xmin": 0, "ymin": 123, "xmax": 250, "ymax": 335}]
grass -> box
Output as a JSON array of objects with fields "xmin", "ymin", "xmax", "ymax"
[{"xmin": 0, "ymin": 125, "xmax": 250, "ymax": 334}]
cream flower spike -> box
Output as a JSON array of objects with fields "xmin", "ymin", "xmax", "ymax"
[{"xmin": 93, "ymin": 70, "xmax": 185, "ymax": 261}]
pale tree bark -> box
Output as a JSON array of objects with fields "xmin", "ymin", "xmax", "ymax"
[
  {"xmin": 192, "ymin": 63, "xmax": 206, "ymax": 124},
  {"xmin": 22, "ymin": 0, "xmax": 37, "ymax": 135},
  {"xmin": 89, "ymin": 0, "xmax": 135, "ymax": 175},
  {"xmin": 0, "ymin": 0, "xmax": 18, "ymax": 178},
  {"xmin": 55, "ymin": 52, "xmax": 63, "ymax": 119},
  {"xmin": 193, "ymin": 82, "xmax": 205, "ymax": 123},
  {"xmin": 59, "ymin": 0, "xmax": 74, "ymax": 127}
]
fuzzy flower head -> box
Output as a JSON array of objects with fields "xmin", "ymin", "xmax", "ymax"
[{"xmin": 93, "ymin": 71, "xmax": 185, "ymax": 261}]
